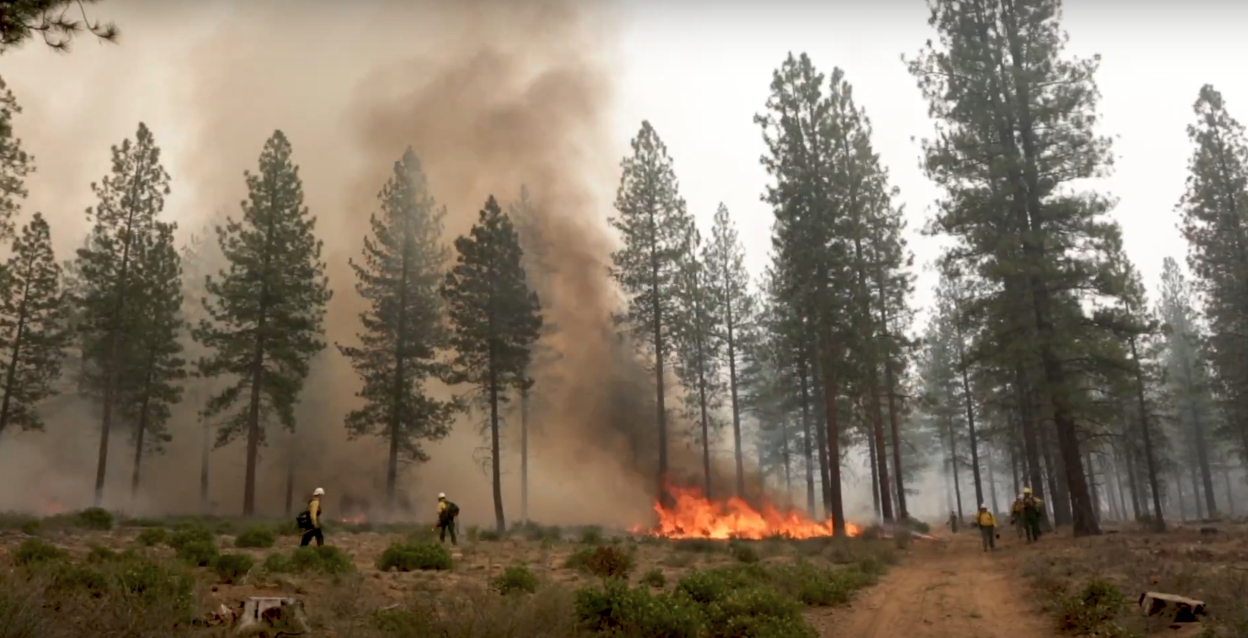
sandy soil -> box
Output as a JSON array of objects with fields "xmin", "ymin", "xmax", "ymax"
[{"xmin": 810, "ymin": 529, "xmax": 1053, "ymax": 638}]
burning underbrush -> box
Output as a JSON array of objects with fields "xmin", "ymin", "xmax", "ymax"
[{"xmin": 631, "ymin": 485, "xmax": 862, "ymax": 540}]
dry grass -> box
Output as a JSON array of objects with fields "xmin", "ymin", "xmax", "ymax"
[
  {"xmin": 0, "ymin": 511, "xmax": 898, "ymax": 637},
  {"xmin": 1018, "ymin": 521, "xmax": 1248, "ymax": 637}
]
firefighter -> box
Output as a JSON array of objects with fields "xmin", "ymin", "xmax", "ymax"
[
  {"xmin": 298, "ymin": 487, "xmax": 325, "ymax": 547},
  {"xmin": 975, "ymin": 503, "xmax": 996, "ymax": 551},
  {"xmin": 947, "ymin": 510, "xmax": 959, "ymax": 534},
  {"xmin": 1021, "ymin": 487, "xmax": 1045, "ymax": 543},
  {"xmin": 1010, "ymin": 494, "xmax": 1026, "ymax": 538},
  {"xmin": 434, "ymin": 492, "xmax": 460, "ymax": 546}
]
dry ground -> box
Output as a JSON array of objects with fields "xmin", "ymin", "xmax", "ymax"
[{"xmin": 0, "ymin": 511, "xmax": 903, "ymax": 637}]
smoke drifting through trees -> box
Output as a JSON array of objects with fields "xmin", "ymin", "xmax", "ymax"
[{"xmin": 0, "ymin": 0, "xmax": 758, "ymax": 525}]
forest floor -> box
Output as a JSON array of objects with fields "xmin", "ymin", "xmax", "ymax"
[
  {"xmin": 1, "ymin": 509, "xmax": 1244, "ymax": 637},
  {"xmin": 0, "ymin": 509, "xmax": 899, "ymax": 637}
]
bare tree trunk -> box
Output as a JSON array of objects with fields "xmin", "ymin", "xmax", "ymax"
[
  {"xmin": 867, "ymin": 425, "xmax": 882, "ymax": 520},
  {"xmin": 1128, "ymin": 337, "xmax": 1166, "ymax": 531},
  {"xmin": 799, "ymin": 363, "xmax": 816, "ymax": 516},
  {"xmin": 520, "ymin": 389, "xmax": 530, "ymax": 524}
]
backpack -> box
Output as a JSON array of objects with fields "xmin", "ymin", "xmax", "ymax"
[
  {"xmin": 446, "ymin": 501, "xmax": 460, "ymax": 518},
  {"xmin": 296, "ymin": 510, "xmax": 312, "ymax": 530}
]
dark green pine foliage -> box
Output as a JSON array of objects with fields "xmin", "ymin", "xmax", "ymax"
[
  {"xmin": 608, "ymin": 121, "xmax": 693, "ymax": 506},
  {"xmin": 703, "ymin": 203, "xmax": 754, "ymax": 499},
  {"xmin": 122, "ymin": 221, "xmax": 186, "ymax": 496},
  {"xmin": 337, "ymin": 147, "xmax": 460, "ymax": 509},
  {"xmin": 0, "ymin": 76, "xmax": 34, "ymax": 243},
  {"xmin": 442, "ymin": 196, "xmax": 542, "ymax": 533},
  {"xmin": 0, "ymin": 213, "xmax": 67, "ymax": 437},
  {"xmin": 0, "ymin": 0, "xmax": 118, "ymax": 53},
  {"xmin": 194, "ymin": 130, "xmax": 331, "ymax": 516},
  {"xmin": 1178, "ymin": 85, "xmax": 1248, "ymax": 465},
  {"xmin": 76, "ymin": 122, "xmax": 170, "ymax": 507}
]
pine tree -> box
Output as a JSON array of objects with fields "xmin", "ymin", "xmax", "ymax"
[
  {"xmin": 193, "ymin": 130, "xmax": 331, "ymax": 516},
  {"xmin": 1178, "ymin": 85, "xmax": 1248, "ymax": 464},
  {"xmin": 77, "ymin": 122, "xmax": 171, "ymax": 507},
  {"xmin": 0, "ymin": 213, "xmax": 66, "ymax": 437},
  {"xmin": 442, "ymin": 195, "xmax": 542, "ymax": 533},
  {"xmin": 703, "ymin": 203, "xmax": 754, "ymax": 498},
  {"xmin": 0, "ymin": 76, "xmax": 34, "ymax": 244},
  {"xmin": 0, "ymin": 1, "xmax": 118, "ymax": 53},
  {"xmin": 909, "ymin": 0, "xmax": 1118, "ymax": 536},
  {"xmin": 337, "ymin": 147, "xmax": 460, "ymax": 509},
  {"xmin": 122, "ymin": 221, "xmax": 186, "ymax": 495},
  {"xmin": 608, "ymin": 121, "xmax": 692, "ymax": 505},
  {"xmin": 671, "ymin": 218, "xmax": 724, "ymax": 499}
]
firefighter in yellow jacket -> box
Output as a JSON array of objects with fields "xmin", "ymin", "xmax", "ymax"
[
  {"xmin": 974, "ymin": 503, "xmax": 996, "ymax": 552},
  {"xmin": 298, "ymin": 487, "xmax": 325, "ymax": 547},
  {"xmin": 1009, "ymin": 494, "xmax": 1025, "ymax": 538}
]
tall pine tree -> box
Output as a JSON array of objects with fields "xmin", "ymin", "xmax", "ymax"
[
  {"xmin": 338, "ymin": 147, "xmax": 460, "ymax": 509},
  {"xmin": 0, "ymin": 75, "xmax": 33, "ymax": 243},
  {"xmin": 77, "ymin": 122, "xmax": 171, "ymax": 506},
  {"xmin": 0, "ymin": 213, "xmax": 66, "ymax": 437},
  {"xmin": 609, "ymin": 121, "xmax": 692, "ymax": 505},
  {"xmin": 442, "ymin": 196, "xmax": 542, "ymax": 533},
  {"xmin": 194, "ymin": 130, "xmax": 331, "ymax": 516},
  {"xmin": 122, "ymin": 221, "xmax": 186, "ymax": 495}
]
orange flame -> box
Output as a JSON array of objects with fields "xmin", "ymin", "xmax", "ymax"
[
  {"xmin": 637, "ymin": 485, "xmax": 860, "ymax": 539},
  {"xmin": 338, "ymin": 514, "xmax": 367, "ymax": 525},
  {"xmin": 42, "ymin": 500, "xmax": 64, "ymax": 516}
]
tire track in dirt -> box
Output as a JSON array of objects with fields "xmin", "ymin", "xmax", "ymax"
[{"xmin": 807, "ymin": 532, "xmax": 1054, "ymax": 638}]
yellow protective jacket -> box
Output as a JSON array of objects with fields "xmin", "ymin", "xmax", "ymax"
[
  {"xmin": 308, "ymin": 498, "xmax": 321, "ymax": 528},
  {"xmin": 975, "ymin": 511, "xmax": 996, "ymax": 528}
]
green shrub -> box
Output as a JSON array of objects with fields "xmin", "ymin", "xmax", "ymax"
[
  {"xmin": 76, "ymin": 507, "xmax": 114, "ymax": 530},
  {"xmin": 674, "ymin": 538, "xmax": 722, "ymax": 553},
  {"xmin": 478, "ymin": 528, "xmax": 503, "ymax": 542},
  {"xmin": 701, "ymin": 586, "xmax": 815, "ymax": 638},
  {"xmin": 136, "ymin": 527, "xmax": 168, "ymax": 547},
  {"xmin": 19, "ymin": 519, "xmax": 39, "ymax": 535},
  {"xmin": 264, "ymin": 546, "xmax": 354, "ymax": 575},
  {"xmin": 376, "ymin": 541, "xmax": 452, "ymax": 572},
  {"xmin": 176, "ymin": 540, "xmax": 219, "ymax": 566},
  {"xmin": 640, "ymin": 568, "xmax": 666, "ymax": 589},
  {"xmin": 768, "ymin": 562, "xmax": 861, "ymax": 606},
  {"xmin": 234, "ymin": 525, "xmax": 277, "ymax": 548},
  {"xmin": 212, "ymin": 553, "xmax": 255, "ymax": 583},
  {"xmin": 579, "ymin": 526, "xmax": 603, "ymax": 545},
  {"xmin": 168, "ymin": 526, "xmax": 214, "ymax": 550},
  {"xmin": 905, "ymin": 517, "xmax": 931, "ymax": 534},
  {"xmin": 574, "ymin": 578, "xmax": 702, "ymax": 638},
  {"xmin": 87, "ymin": 545, "xmax": 119, "ymax": 563},
  {"xmin": 514, "ymin": 521, "xmax": 562, "ymax": 543},
  {"xmin": 14, "ymin": 538, "xmax": 66, "ymax": 565},
  {"xmin": 730, "ymin": 541, "xmax": 760, "ymax": 564},
  {"xmin": 565, "ymin": 545, "xmax": 633, "ymax": 578},
  {"xmin": 491, "ymin": 563, "xmax": 540, "ymax": 595},
  {"xmin": 1060, "ymin": 579, "xmax": 1129, "ymax": 636}
]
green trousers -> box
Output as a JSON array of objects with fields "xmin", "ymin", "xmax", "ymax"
[{"xmin": 979, "ymin": 525, "xmax": 996, "ymax": 551}]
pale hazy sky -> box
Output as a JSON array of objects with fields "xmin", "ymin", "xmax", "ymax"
[{"xmin": 614, "ymin": 1, "xmax": 1248, "ymax": 328}]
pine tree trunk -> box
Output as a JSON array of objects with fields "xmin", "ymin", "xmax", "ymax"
[
  {"xmin": 200, "ymin": 406, "xmax": 211, "ymax": 513},
  {"xmin": 1128, "ymin": 337, "xmax": 1166, "ymax": 530},
  {"xmin": 1039, "ymin": 422, "xmax": 1070, "ymax": 526},
  {"xmin": 817, "ymin": 330, "xmax": 845, "ymax": 535},
  {"xmin": 781, "ymin": 416, "xmax": 791, "ymax": 496},
  {"xmin": 799, "ymin": 363, "xmax": 816, "ymax": 517},
  {"xmin": 867, "ymin": 425, "xmax": 881, "ymax": 520},
  {"xmin": 1122, "ymin": 440, "xmax": 1141, "ymax": 521},
  {"xmin": 810, "ymin": 346, "xmax": 832, "ymax": 518},
  {"xmin": 879, "ymin": 279, "xmax": 908, "ymax": 519},
  {"xmin": 725, "ymin": 284, "xmax": 745, "ymax": 499},
  {"xmin": 695, "ymin": 333, "xmax": 712, "ymax": 500},
  {"xmin": 987, "ymin": 447, "xmax": 999, "ymax": 513},
  {"xmin": 93, "ymin": 160, "xmax": 148, "ymax": 508},
  {"xmin": 243, "ymin": 334, "xmax": 266, "ymax": 516},
  {"xmin": 1190, "ymin": 464, "xmax": 1204, "ymax": 519},
  {"xmin": 521, "ymin": 388, "xmax": 530, "ymax": 524},
  {"xmin": 1225, "ymin": 467, "xmax": 1235, "ymax": 516},
  {"xmin": 389, "ymin": 215, "xmax": 412, "ymax": 513},
  {"xmin": 956, "ymin": 330, "xmax": 984, "ymax": 508},
  {"xmin": 650, "ymin": 227, "xmax": 669, "ymax": 508},
  {"xmin": 131, "ymin": 353, "xmax": 156, "ymax": 497},
  {"xmin": 1010, "ymin": 434, "xmax": 1020, "ymax": 496},
  {"xmin": 1086, "ymin": 452, "xmax": 1100, "ymax": 523},
  {"xmin": 0, "ymin": 280, "xmax": 28, "ymax": 436},
  {"xmin": 947, "ymin": 416, "xmax": 963, "ymax": 521},
  {"xmin": 1016, "ymin": 365, "xmax": 1048, "ymax": 509}
]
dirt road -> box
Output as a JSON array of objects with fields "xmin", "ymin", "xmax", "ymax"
[{"xmin": 808, "ymin": 530, "xmax": 1055, "ymax": 638}]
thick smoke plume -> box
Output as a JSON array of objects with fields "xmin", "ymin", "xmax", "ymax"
[{"xmin": 0, "ymin": 0, "xmax": 760, "ymax": 527}]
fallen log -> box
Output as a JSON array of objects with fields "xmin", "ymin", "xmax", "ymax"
[{"xmin": 1138, "ymin": 592, "xmax": 1206, "ymax": 624}]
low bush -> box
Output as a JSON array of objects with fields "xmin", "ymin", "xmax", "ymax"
[
  {"xmin": 376, "ymin": 541, "xmax": 452, "ymax": 572},
  {"xmin": 730, "ymin": 541, "xmax": 760, "ymax": 564},
  {"xmin": 1059, "ymin": 579, "xmax": 1130, "ymax": 637},
  {"xmin": 20, "ymin": 519, "xmax": 39, "ymax": 535},
  {"xmin": 478, "ymin": 528, "xmax": 503, "ymax": 542},
  {"xmin": 640, "ymin": 568, "xmax": 667, "ymax": 589},
  {"xmin": 492, "ymin": 563, "xmax": 540, "ymax": 595},
  {"xmin": 674, "ymin": 538, "xmax": 722, "ymax": 553},
  {"xmin": 168, "ymin": 526, "xmax": 215, "ymax": 550},
  {"xmin": 264, "ymin": 546, "xmax": 354, "ymax": 575},
  {"xmin": 233, "ymin": 525, "xmax": 277, "ymax": 548},
  {"xmin": 176, "ymin": 540, "xmax": 219, "ymax": 566},
  {"xmin": 74, "ymin": 507, "xmax": 114, "ymax": 530},
  {"xmin": 579, "ymin": 526, "xmax": 603, "ymax": 545},
  {"xmin": 212, "ymin": 553, "xmax": 255, "ymax": 583},
  {"xmin": 565, "ymin": 545, "xmax": 633, "ymax": 578},
  {"xmin": 574, "ymin": 578, "xmax": 703, "ymax": 638},
  {"xmin": 14, "ymin": 538, "xmax": 66, "ymax": 566},
  {"xmin": 136, "ymin": 527, "xmax": 168, "ymax": 547}
]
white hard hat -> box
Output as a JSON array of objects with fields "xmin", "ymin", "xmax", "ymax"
[
  {"xmin": 313, "ymin": 487, "xmax": 325, "ymax": 496},
  {"xmin": 438, "ymin": 492, "xmax": 446, "ymax": 499},
  {"xmin": 979, "ymin": 503, "xmax": 986, "ymax": 508}
]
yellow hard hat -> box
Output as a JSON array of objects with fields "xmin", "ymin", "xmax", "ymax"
[{"xmin": 1023, "ymin": 487, "xmax": 1032, "ymax": 494}]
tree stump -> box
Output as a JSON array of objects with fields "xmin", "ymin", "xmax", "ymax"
[
  {"xmin": 1138, "ymin": 592, "xmax": 1207, "ymax": 624},
  {"xmin": 234, "ymin": 597, "xmax": 309, "ymax": 634}
]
